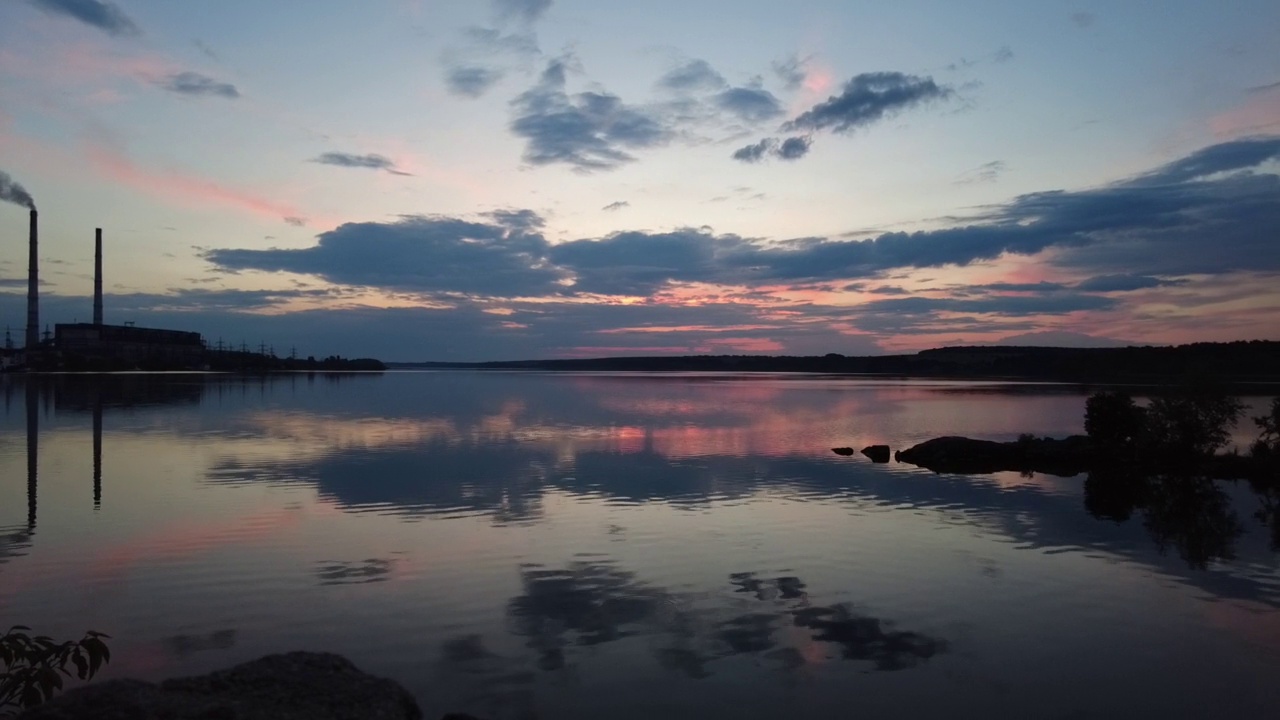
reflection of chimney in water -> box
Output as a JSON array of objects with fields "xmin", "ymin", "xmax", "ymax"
[
  {"xmin": 26, "ymin": 382, "xmax": 38, "ymax": 532},
  {"xmin": 26, "ymin": 209, "xmax": 38, "ymax": 350},
  {"xmin": 94, "ymin": 228, "xmax": 104, "ymax": 326},
  {"xmin": 93, "ymin": 395, "xmax": 103, "ymax": 509}
]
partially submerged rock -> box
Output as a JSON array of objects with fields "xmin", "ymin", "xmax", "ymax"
[
  {"xmin": 861, "ymin": 445, "xmax": 891, "ymax": 463},
  {"xmin": 21, "ymin": 652, "xmax": 422, "ymax": 720},
  {"xmin": 832, "ymin": 447, "xmax": 855, "ymax": 456},
  {"xmin": 895, "ymin": 435, "xmax": 1094, "ymax": 477}
]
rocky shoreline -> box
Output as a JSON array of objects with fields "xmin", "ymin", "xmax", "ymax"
[
  {"xmin": 838, "ymin": 435, "xmax": 1275, "ymax": 479},
  {"xmin": 18, "ymin": 652, "xmax": 448, "ymax": 720}
]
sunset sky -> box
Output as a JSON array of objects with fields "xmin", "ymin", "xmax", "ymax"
[{"xmin": 1, "ymin": 0, "xmax": 1277, "ymax": 360}]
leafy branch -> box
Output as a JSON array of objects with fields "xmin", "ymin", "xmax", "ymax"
[{"xmin": 0, "ymin": 626, "xmax": 110, "ymax": 715}]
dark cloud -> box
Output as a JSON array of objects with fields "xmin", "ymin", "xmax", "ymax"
[
  {"xmin": 602, "ymin": 201, "xmax": 630, "ymax": 212},
  {"xmin": 783, "ymin": 72, "xmax": 951, "ymax": 134},
  {"xmin": 446, "ymin": 65, "xmax": 504, "ymax": 97},
  {"xmin": 510, "ymin": 57, "xmax": 671, "ymax": 172},
  {"xmin": 311, "ymin": 152, "xmax": 408, "ymax": 175},
  {"xmin": 776, "ymin": 135, "xmax": 811, "ymax": 160},
  {"xmin": 657, "ymin": 59, "xmax": 727, "ymax": 93},
  {"xmin": 714, "ymin": 86, "xmax": 784, "ymax": 124},
  {"xmin": 731, "ymin": 138, "xmax": 776, "ymax": 163},
  {"xmin": 1074, "ymin": 274, "xmax": 1182, "ymax": 292},
  {"xmin": 1130, "ymin": 137, "xmax": 1280, "ymax": 186},
  {"xmin": 731, "ymin": 136, "xmax": 809, "ymax": 163},
  {"xmin": 855, "ymin": 294, "xmax": 1116, "ymax": 316},
  {"xmin": 283, "ymin": 216, "xmax": 306, "ymax": 227},
  {"xmin": 549, "ymin": 228, "xmax": 746, "ymax": 296},
  {"xmin": 28, "ymin": 0, "xmax": 138, "ymax": 37},
  {"xmin": 193, "ymin": 139, "xmax": 1279, "ymax": 338},
  {"xmin": 205, "ymin": 214, "xmax": 564, "ymax": 297},
  {"xmin": 158, "ymin": 71, "xmax": 240, "ymax": 99},
  {"xmin": 968, "ymin": 281, "xmax": 1067, "ymax": 293},
  {"xmin": 493, "ymin": 0, "xmax": 552, "ymax": 24}
]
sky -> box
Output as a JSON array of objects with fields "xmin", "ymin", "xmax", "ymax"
[{"xmin": 0, "ymin": 0, "xmax": 1278, "ymax": 361}]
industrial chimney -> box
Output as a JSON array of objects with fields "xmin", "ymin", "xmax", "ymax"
[
  {"xmin": 94, "ymin": 228, "xmax": 103, "ymax": 326},
  {"xmin": 25, "ymin": 209, "xmax": 38, "ymax": 351}
]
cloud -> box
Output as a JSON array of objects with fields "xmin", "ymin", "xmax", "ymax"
[
  {"xmin": 509, "ymin": 57, "xmax": 671, "ymax": 172},
  {"xmin": 1129, "ymin": 137, "xmax": 1280, "ymax": 185},
  {"xmin": 283, "ymin": 216, "xmax": 307, "ymax": 227},
  {"xmin": 440, "ymin": 20, "xmax": 541, "ymax": 101},
  {"xmin": 27, "ymin": 0, "xmax": 139, "ymax": 37},
  {"xmin": 1073, "ymin": 274, "xmax": 1182, "ymax": 292},
  {"xmin": 657, "ymin": 59, "xmax": 727, "ymax": 93},
  {"xmin": 158, "ymin": 71, "xmax": 240, "ymax": 99},
  {"xmin": 783, "ymin": 72, "xmax": 952, "ymax": 134},
  {"xmin": 854, "ymin": 294, "xmax": 1116, "ymax": 316},
  {"xmin": 714, "ymin": 86, "xmax": 784, "ymax": 124},
  {"xmin": 87, "ymin": 141, "xmax": 301, "ymax": 221},
  {"xmin": 731, "ymin": 136, "xmax": 810, "ymax": 162},
  {"xmin": 776, "ymin": 135, "xmax": 811, "ymax": 160},
  {"xmin": 199, "ymin": 138, "xmax": 1280, "ymax": 338},
  {"xmin": 446, "ymin": 65, "xmax": 504, "ymax": 97},
  {"xmin": 948, "ymin": 46, "xmax": 1014, "ymax": 71},
  {"xmin": 493, "ymin": 0, "xmax": 552, "ymax": 25},
  {"xmin": 772, "ymin": 55, "xmax": 808, "ymax": 91},
  {"xmin": 205, "ymin": 213, "xmax": 565, "ymax": 297},
  {"xmin": 548, "ymin": 228, "xmax": 746, "ymax": 296},
  {"xmin": 602, "ymin": 200, "xmax": 630, "ymax": 212},
  {"xmin": 954, "ymin": 160, "xmax": 1007, "ymax": 185},
  {"xmin": 311, "ymin": 152, "xmax": 410, "ymax": 175},
  {"xmin": 731, "ymin": 138, "xmax": 776, "ymax": 163}
]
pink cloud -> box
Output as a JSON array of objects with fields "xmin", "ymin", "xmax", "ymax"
[
  {"xmin": 1210, "ymin": 86, "xmax": 1280, "ymax": 139},
  {"xmin": 693, "ymin": 337, "xmax": 785, "ymax": 353},
  {"xmin": 87, "ymin": 141, "xmax": 303, "ymax": 221}
]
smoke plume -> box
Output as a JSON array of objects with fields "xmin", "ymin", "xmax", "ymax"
[{"xmin": 0, "ymin": 170, "xmax": 36, "ymax": 210}]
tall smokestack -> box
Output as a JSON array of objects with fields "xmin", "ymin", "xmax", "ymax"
[
  {"xmin": 26, "ymin": 209, "xmax": 38, "ymax": 351},
  {"xmin": 94, "ymin": 228, "xmax": 103, "ymax": 326}
]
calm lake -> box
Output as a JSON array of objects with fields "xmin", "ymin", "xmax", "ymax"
[{"xmin": 2, "ymin": 372, "xmax": 1278, "ymax": 719}]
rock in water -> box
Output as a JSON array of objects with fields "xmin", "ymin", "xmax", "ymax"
[
  {"xmin": 861, "ymin": 445, "xmax": 891, "ymax": 463},
  {"xmin": 832, "ymin": 447, "xmax": 855, "ymax": 456},
  {"xmin": 20, "ymin": 652, "xmax": 422, "ymax": 720}
]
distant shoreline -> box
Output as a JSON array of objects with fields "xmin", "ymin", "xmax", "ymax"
[{"xmin": 386, "ymin": 340, "xmax": 1280, "ymax": 386}]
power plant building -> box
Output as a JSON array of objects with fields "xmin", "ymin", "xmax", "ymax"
[
  {"xmin": 55, "ymin": 323, "xmax": 205, "ymax": 364},
  {"xmin": 16, "ymin": 214, "xmax": 206, "ymax": 368}
]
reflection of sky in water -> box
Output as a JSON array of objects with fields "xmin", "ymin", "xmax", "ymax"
[{"xmin": 0, "ymin": 373, "xmax": 1277, "ymax": 719}]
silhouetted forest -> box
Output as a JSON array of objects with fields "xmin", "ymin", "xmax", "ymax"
[{"xmin": 392, "ymin": 340, "xmax": 1280, "ymax": 383}]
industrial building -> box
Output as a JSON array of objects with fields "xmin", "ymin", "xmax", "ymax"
[
  {"xmin": 55, "ymin": 323, "xmax": 205, "ymax": 365},
  {"xmin": 15, "ymin": 213, "xmax": 207, "ymax": 369}
]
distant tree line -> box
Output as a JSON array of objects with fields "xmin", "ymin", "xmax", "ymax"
[{"xmin": 394, "ymin": 340, "xmax": 1280, "ymax": 383}]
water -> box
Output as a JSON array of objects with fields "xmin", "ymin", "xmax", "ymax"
[{"xmin": 1, "ymin": 372, "xmax": 1277, "ymax": 719}]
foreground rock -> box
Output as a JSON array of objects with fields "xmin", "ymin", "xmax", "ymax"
[
  {"xmin": 21, "ymin": 652, "xmax": 422, "ymax": 720},
  {"xmin": 895, "ymin": 435, "xmax": 1094, "ymax": 477},
  {"xmin": 861, "ymin": 445, "xmax": 891, "ymax": 463}
]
